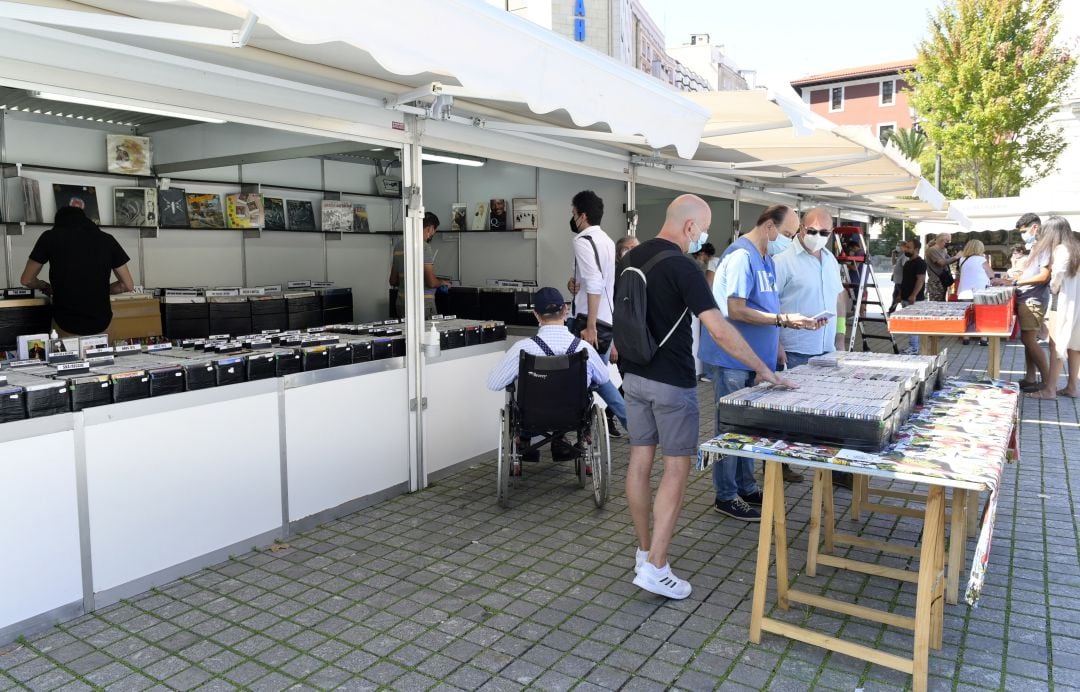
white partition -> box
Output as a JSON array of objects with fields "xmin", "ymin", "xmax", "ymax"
[
  {"xmin": 0, "ymin": 421, "xmax": 82, "ymax": 634},
  {"xmin": 284, "ymin": 367, "xmax": 410, "ymax": 523},
  {"xmin": 424, "ymin": 348, "xmax": 505, "ymax": 475},
  {"xmin": 83, "ymin": 383, "xmax": 282, "ymax": 595}
]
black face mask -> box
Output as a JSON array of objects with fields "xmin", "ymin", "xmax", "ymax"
[
  {"xmin": 904, "ymin": 251, "xmax": 914, "ymax": 258},
  {"xmin": 569, "ymin": 217, "xmax": 579, "ymax": 234}
]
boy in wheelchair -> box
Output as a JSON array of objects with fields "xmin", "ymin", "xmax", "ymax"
[{"xmin": 486, "ymin": 287, "xmax": 611, "ymax": 463}]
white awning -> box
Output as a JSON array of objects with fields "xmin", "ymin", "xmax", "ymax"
[{"xmin": 0, "ymin": 0, "xmax": 709, "ymax": 157}]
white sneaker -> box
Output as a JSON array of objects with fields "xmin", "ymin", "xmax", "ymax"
[
  {"xmin": 633, "ymin": 562, "xmax": 692, "ymax": 599},
  {"xmin": 634, "ymin": 548, "xmax": 648, "ymax": 574}
]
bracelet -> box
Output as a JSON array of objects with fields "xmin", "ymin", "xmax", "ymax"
[{"xmin": 775, "ymin": 313, "xmax": 782, "ymax": 327}]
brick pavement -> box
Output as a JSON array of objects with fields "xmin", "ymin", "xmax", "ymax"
[{"xmin": 0, "ymin": 337, "xmax": 1076, "ymax": 690}]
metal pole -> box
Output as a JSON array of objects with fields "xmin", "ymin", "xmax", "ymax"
[
  {"xmin": 401, "ymin": 115, "xmax": 427, "ymax": 492},
  {"xmin": 934, "ymin": 152, "xmax": 942, "ymax": 191},
  {"xmin": 626, "ymin": 162, "xmax": 637, "ymax": 238}
]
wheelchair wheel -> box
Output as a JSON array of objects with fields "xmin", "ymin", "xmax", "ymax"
[
  {"xmin": 587, "ymin": 406, "xmax": 611, "ymax": 508},
  {"xmin": 497, "ymin": 409, "xmax": 512, "ymax": 508}
]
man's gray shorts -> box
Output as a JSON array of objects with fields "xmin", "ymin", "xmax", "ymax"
[{"xmin": 623, "ymin": 373, "xmax": 700, "ymax": 457}]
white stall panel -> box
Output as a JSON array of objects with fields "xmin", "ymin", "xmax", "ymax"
[
  {"xmin": 285, "ymin": 368, "xmax": 410, "ymax": 522},
  {"xmin": 424, "ymin": 351, "xmax": 504, "ymax": 475},
  {"xmin": 85, "ymin": 392, "xmax": 282, "ymax": 593},
  {"xmin": 245, "ymin": 231, "xmax": 326, "ymax": 286},
  {"xmin": 0, "ymin": 432, "xmax": 82, "ymax": 630}
]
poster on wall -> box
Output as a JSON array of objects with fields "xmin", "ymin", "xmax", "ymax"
[
  {"xmin": 451, "ymin": 203, "xmax": 467, "ymax": 232},
  {"xmin": 286, "ymin": 200, "xmax": 316, "ymax": 231},
  {"xmin": 106, "ymin": 135, "xmax": 152, "ymax": 176},
  {"xmin": 488, "ymin": 199, "xmax": 508, "ymax": 231},
  {"xmin": 113, "ymin": 187, "xmax": 158, "ymax": 227},
  {"xmin": 353, "ymin": 204, "xmax": 371, "ymax": 233},
  {"xmin": 53, "ymin": 184, "xmax": 101, "ymax": 224},
  {"xmin": 226, "ymin": 193, "xmax": 265, "ymax": 229},
  {"xmin": 471, "ymin": 202, "xmax": 487, "ymax": 231},
  {"xmin": 186, "ymin": 193, "xmax": 225, "ymax": 229},
  {"xmin": 321, "ymin": 200, "xmax": 353, "ymax": 232},
  {"xmin": 512, "ymin": 198, "xmax": 538, "ymax": 230},
  {"xmin": 158, "ymin": 188, "xmax": 189, "ymax": 227},
  {"xmin": 263, "ymin": 197, "xmax": 286, "ymax": 230}
]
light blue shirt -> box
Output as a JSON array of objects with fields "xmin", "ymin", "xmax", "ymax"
[
  {"xmin": 486, "ymin": 324, "xmax": 610, "ymax": 391},
  {"xmin": 773, "ymin": 237, "xmax": 845, "ymax": 356}
]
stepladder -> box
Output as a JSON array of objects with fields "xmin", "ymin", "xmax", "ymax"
[{"xmin": 833, "ymin": 226, "xmax": 899, "ymax": 354}]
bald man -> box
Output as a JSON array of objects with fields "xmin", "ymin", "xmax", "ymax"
[{"xmin": 620, "ymin": 194, "xmax": 794, "ymax": 600}]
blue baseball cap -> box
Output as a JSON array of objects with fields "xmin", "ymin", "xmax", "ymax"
[{"xmin": 533, "ymin": 287, "xmax": 566, "ymax": 315}]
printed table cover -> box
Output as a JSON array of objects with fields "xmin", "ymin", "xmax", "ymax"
[{"xmin": 698, "ymin": 378, "xmax": 1019, "ymax": 605}]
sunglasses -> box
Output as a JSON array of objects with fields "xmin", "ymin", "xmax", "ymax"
[{"xmin": 803, "ymin": 228, "xmax": 831, "ymax": 236}]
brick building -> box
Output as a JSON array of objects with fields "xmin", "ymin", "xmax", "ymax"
[{"xmin": 791, "ymin": 59, "xmax": 915, "ymax": 143}]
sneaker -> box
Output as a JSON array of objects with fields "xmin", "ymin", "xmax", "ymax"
[
  {"xmin": 605, "ymin": 411, "xmax": 622, "ymax": 438},
  {"xmin": 739, "ymin": 490, "xmax": 764, "ymax": 506},
  {"xmin": 633, "ymin": 561, "xmax": 692, "ymax": 599},
  {"xmin": 714, "ymin": 497, "xmax": 761, "ymax": 521},
  {"xmin": 901, "ymin": 347, "xmax": 919, "ymax": 355},
  {"xmin": 634, "ymin": 548, "xmax": 648, "ymax": 574}
]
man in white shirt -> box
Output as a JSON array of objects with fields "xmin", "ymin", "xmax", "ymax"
[{"xmin": 566, "ymin": 190, "xmax": 626, "ymax": 435}]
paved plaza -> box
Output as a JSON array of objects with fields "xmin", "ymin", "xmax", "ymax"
[{"xmin": 0, "ymin": 339, "xmax": 1076, "ymax": 691}]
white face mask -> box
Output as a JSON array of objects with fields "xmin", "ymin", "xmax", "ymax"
[{"xmin": 802, "ymin": 233, "xmax": 829, "ymax": 253}]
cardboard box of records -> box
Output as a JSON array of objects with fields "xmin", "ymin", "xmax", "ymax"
[{"xmin": 107, "ymin": 294, "xmax": 162, "ymax": 342}]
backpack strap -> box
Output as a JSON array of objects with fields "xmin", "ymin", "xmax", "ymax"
[
  {"xmin": 627, "ymin": 249, "xmax": 690, "ymax": 352},
  {"xmin": 581, "ymin": 234, "xmax": 614, "ymax": 315},
  {"xmin": 566, "ymin": 338, "xmax": 580, "ymax": 355},
  {"xmin": 530, "ymin": 336, "xmax": 555, "ymax": 356}
]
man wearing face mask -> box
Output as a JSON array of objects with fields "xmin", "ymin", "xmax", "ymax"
[
  {"xmin": 992, "ymin": 213, "xmax": 1052, "ymax": 391},
  {"xmin": 768, "ymin": 213, "xmax": 798, "ymax": 256},
  {"xmin": 565, "ymin": 190, "xmax": 627, "ymax": 436},
  {"xmin": 702, "ymin": 205, "xmax": 826, "ymax": 519}
]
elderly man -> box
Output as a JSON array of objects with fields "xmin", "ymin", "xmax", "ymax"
[
  {"xmin": 701, "ymin": 205, "xmax": 825, "ymax": 521},
  {"xmin": 621, "ymin": 195, "xmax": 794, "ymax": 598}
]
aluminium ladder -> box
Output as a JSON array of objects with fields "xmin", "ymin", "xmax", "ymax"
[{"xmin": 833, "ymin": 226, "xmax": 899, "ymax": 354}]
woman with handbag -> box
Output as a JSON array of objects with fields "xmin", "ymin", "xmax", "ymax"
[
  {"xmin": 957, "ymin": 239, "xmax": 994, "ymax": 345},
  {"xmin": 926, "ymin": 233, "xmax": 961, "ymax": 301}
]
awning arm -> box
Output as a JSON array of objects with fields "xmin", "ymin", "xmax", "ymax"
[
  {"xmin": 701, "ymin": 120, "xmax": 792, "ymax": 138},
  {"xmin": 475, "ymin": 119, "xmax": 649, "ymax": 146},
  {"xmin": 0, "ymin": 0, "xmax": 258, "ymax": 47},
  {"xmin": 728, "ymin": 152, "xmax": 875, "ymax": 170},
  {"xmin": 782, "ymin": 153, "xmax": 881, "ymax": 177}
]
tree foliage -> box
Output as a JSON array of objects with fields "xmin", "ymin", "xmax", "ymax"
[
  {"xmin": 907, "ymin": 0, "xmax": 1076, "ymax": 198},
  {"xmin": 887, "ymin": 127, "xmax": 929, "ymax": 161}
]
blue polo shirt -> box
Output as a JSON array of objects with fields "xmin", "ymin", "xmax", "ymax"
[{"xmin": 700, "ymin": 236, "xmax": 780, "ymax": 371}]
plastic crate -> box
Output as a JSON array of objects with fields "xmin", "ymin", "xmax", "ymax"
[{"xmin": 974, "ymin": 301, "xmax": 1014, "ymax": 333}]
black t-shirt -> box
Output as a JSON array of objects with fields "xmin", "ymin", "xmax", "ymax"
[
  {"xmin": 30, "ymin": 224, "xmax": 130, "ymax": 335},
  {"xmin": 621, "ymin": 238, "xmax": 718, "ymax": 388},
  {"xmin": 900, "ymin": 255, "xmax": 928, "ymax": 302}
]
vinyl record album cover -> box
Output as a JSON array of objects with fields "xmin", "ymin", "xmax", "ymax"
[
  {"xmin": 226, "ymin": 193, "xmax": 264, "ymax": 229},
  {"xmin": 186, "ymin": 193, "xmax": 225, "ymax": 229},
  {"xmin": 488, "ymin": 198, "xmax": 508, "ymax": 231},
  {"xmin": 512, "ymin": 198, "xmax": 538, "ymax": 230},
  {"xmin": 16, "ymin": 333, "xmax": 48, "ymax": 361},
  {"xmin": 321, "ymin": 200, "xmax": 353, "ymax": 232},
  {"xmin": 451, "ymin": 203, "xmax": 467, "ymax": 232},
  {"xmin": 352, "ymin": 204, "xmax": 371, "ymax": 233},
  {"xmin": 2, "ymin": 177, "xmax": 42, "ymax": 223},
  {"xmin": 113, "ymin": 187, "xmax": 158, "ymax": 227},
  {"xmin": 158, "ymin": 188, "xmax": 188, "ymax": 227},
  {"xmin": 264, "ymin": 197, "xmax": 286, "ymax": 230},
  {"xmin": 106, "ymin": 134, "xmax": 152, "ymax": 176},
  {"xmin": 53, "ymin": 184, "xmax": 101, "ymax": 224},
  {"xmin": 286, "ymin": 200, "xmax": 316, "ymax": 231},
  {"xmin": 471, "ymin": 202, "xmax": 487, "ymax": 231}
]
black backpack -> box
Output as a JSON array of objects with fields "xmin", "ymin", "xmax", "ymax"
[{"xmin": 613, "ymin": 250, "xmax": 687, "ymax": 365}]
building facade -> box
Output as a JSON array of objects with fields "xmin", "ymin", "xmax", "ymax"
[
  {"xmin": 791, "ymin": 59, "xmax": 915, "ymax": 144},
  {"xmin": 667, "ymin": 34, "xmax": 750, "ymax": 92}
]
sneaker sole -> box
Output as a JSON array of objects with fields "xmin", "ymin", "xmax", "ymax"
[
  {"xmin": 632, "ymin": 573, "xmax": 692, "ymax": 599},
  {"xmin": 713, "ymin": 505, "xmax": 762, "ymax": 522}
]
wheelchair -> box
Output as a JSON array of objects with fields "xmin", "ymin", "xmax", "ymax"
[{"xmin": 496, "ymin": 349, "xmax": 611, "ymax": 509}]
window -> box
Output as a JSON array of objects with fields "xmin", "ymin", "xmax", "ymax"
[
  {"xmin": 830, "ymin": 86, "xmax": 844, "ymax": 112},
  {"xmin": 880, "ymin": 79, "xmax": 895, "ymax": 106},
  {"xmin": 878, "ymin": 123, "xmax": 896, "ymax": 145}
]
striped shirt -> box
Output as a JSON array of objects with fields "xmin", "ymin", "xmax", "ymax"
[{"xmin": 486, "ymin": 325, "xmax": 610, "ymax": 391}]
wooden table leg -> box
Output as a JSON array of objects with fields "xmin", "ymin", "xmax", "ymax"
[
  {"xmin": 931, "ymin": 490, "xmax": 946, "ymax": 650},
  {"xmin": 822, "ymin": 470, "xmax": 836, "ymax": 554},
  {"xmin": 850, "ymin": 473, "xmax": 865, "ymax": 521},
  {"xmin": 913, "ymin": 486, "xmax": 945, "ymax": 692},
  {"xmin": 918, "ymin": 336, "xmax": 932, "ymax": 356},
  {"xmin": 947, "ymin": 489, "xmax": 968, "ymax": 604},
  {"xmin": 773, "ymin": 463, "xmax": 790, "ymax": 610},
  {"xmin": 988, "ymin": 336, "xmax": 1001, "ymax": 379},
  {"xmin": 807, "ymin": 469, "xmax": 824, "ymax": 577},
  {"xmin": 750, "ymin": 460, "xmax": 780, "ymax": 643}
]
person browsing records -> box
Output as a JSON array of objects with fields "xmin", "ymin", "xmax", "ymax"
[{"xmin": 21, "ymin": 206, "xmax": 134, "ymax": 337}]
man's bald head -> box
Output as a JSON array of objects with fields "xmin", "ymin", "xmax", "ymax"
[
  {"xmin": 801, "ymin": 207, "xmax": 833, "ymax": 231},
  {"xmin": 659, "ymin": 194, "xmax": 711, "ymax": 252}
]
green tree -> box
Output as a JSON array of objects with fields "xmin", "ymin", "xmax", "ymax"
[
  {"xmin": 887, "ymin": 127, "xmax": 928, "ymax": 161},
  {"xmin": 907, "ymin": 0, "xmax": 1075, "ymax": 198}
]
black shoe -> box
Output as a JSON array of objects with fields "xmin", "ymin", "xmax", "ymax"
[
  {"xmin": 961, "ymin": 338, "xmax": 970, "ymax": 345},
  {"xmin": 520, "ymin": 447, "xmax": 540, "ymax": 463},
  {"xmin": 1020, "ymin": 380, "xmax": 1043, "ymax": 393},
  {"xmin": 606, "ymin": 411, "xmax": 622, "ymax": 438},
  {"xmin": 714, "ymin": 497, "xmax": 761, "ymax": 522},
  {"xmin": 551, "ymin": 436, "xmax": 579, "ymax": 462},
  {"xmin": 739, "ymin": 490, "xmax": 764, "ymax": 506},
  {"xmin": 832, "ymin": 471, "xmax": 854, "ymax": 490}
]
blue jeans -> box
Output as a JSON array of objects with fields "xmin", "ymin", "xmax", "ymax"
[
  {"xmin": 703, "ymin": 363, "xmax": 759, "ymax": 501},
  {"xmin": 596, "ymin": 345, "xmax": 627, "ymax": 427},
  {"xmin": 901, "ymin": 300, "xmax": 919, "ymax": 351},
  {"xmin": 781, "ymin": 352, "xmax": 818, "ymax": 370}
]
